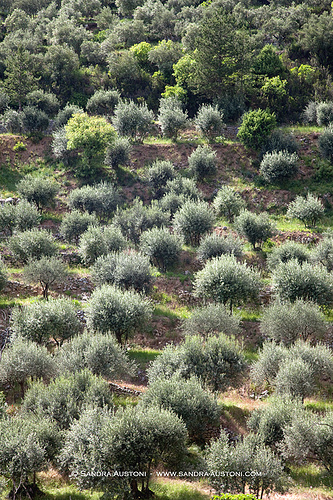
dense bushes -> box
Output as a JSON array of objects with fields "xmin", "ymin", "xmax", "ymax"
[
  {"xmin": 260, "ymin": 150, "xmax": 298, "ymax": 183},
  {"xmin": 68, "ymin": 182, "xmax": 121, "ymax": 219},
  {"xmin": 237, "ymin": 109, "xmax": 277, "ymax": 150},
  {"xmin": 197, "ymin": 233, "xmax": 243, "ymax": 261}
]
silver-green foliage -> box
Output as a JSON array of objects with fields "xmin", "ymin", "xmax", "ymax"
[
  {"xmin": 206, "ymin": 432, "xmax": 285, "ymax": 497},
  {"xmin": 140, "ymin": 226, "xmax": 183, "ymax": 271},
  {"xmin": 319, "ymin": 124, "xmax": 333, "ymax": 160},
  {"xmin": 86, "ymin": 284, "xmax": 152, "ymax": 343},
  {"xmin": 22, "ymin": 369, "xmax": 113, "ymax": 430},
  {"xmin": 0, "ymin": 258, "xmax": 7, "ymax": 292},
  {"xmin": 173, "ymin": 199, "xmax": 215, "ymax": 246},
  {"xmin": 0, "ymin": 337, "xmax": 58, "ymax": 396},
  {"xmin": 311, "ymin": 231, "xmax": 333, "ymax": 271},
  {"xmin": 197, "ymin": 233, "xmax": 243, "ymax": 261},
  {"xmin": 235, "ymin": 210, "xmax": 275, "ymax": 249},
  {"xmin": 91, "ymin": 250, "xmax": 152, "ymax": 293},
  {"xmin": 267, "ymin": 241, "xmax": 310, "ymax": 270},
  {"xmin": 17, "ymin": 174, "xmax": 59, "ymax": 210},
  {"xmin": 23, "ymin": 256, "xmax": 68, "ymax": 299},
  {"xmin": 104, "ymin": 136, "xmax": 132, "ymax": 168},
  {"xmin": 0, "ymin": 200, "xmax": 40, "ymax": 236},
  {"xmin": 146, "ymin": 160, "xmax": 176, "ymax": 198},
  {"xmin": 213, "ymin": 186, "xmax": 245, "ymax": 222},
  {"xmin": 68, "ymin": 182, "xmax": 121, "ymax": 219},
  {"xmin": 194, "ymin": 254, "xmax": 261, "ymax": 311},
  {"xmin": 260, "ymin": 150, "xmax": 298, "ymax": 183},
  {"xmin": 194, "ymin": 104, "xmax": 224, "ymax": 140},
  {"xmin": 272, "ymin": 260, "xmax": 333, "ymax": 306},
  {"xmin": 10, "ymin": 228, "xmax": 58, "ymax": 262},
  {"xmin": 287, "ymin": 193, "xmax": 324, "ymax": 227},
  {"xmin": 188, "ymin": 144, "xmax": 217, "ymax": 179},
  {"xmin": 182, "ymin": 303, "xmax": 241, "ymax": 338},
  {"xmin": 11, "ymin": 298, "xmax": 81, "ymax": 346},
  {"xmin": 148, "ymin": 334, "xmax": 245, "ymax": 392},
  {"xmin": 158, "ymin": 97, "xmax": 188, "ymax": 139},
  {"xmin": 57, "ymin": 330, "xmax": 135, "ymax": 380},
  {"xmin": 316, "ymin": 101, "xmax": 333, "ymax": 126},
  {"xmin": 60, "ymin": 209, "xmax": 98, "ymax": 243},
  {"xmin": 86, "ymin": 89, "xmax": 120, "ymax": 116},
  {"xmin": 139, "ymin": 374, "xmax": 219, "ymax": 440},
  {"xmin": 112, "ymin": 100, "xmax": 154, "ymax": 142},
  {"xmin": 260, "ymin": 299, "xmax": 328, "ymax": 345},
  {"xmin": 78, "ymin": 225, "xmax": 127, "ymax": 266}
]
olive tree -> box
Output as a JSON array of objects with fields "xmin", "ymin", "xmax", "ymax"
[
  {"xmin": 91, "ymin": 250, "xmax": 152, "ymax": 293},
  {"xmin": 0, "ymin": 200, "xmax": 41, "ymax": 236},
  {"xmin": 260, "ymin": 150, "xmax": 298, "ymax": 184},
  {"xmin": 235, "ymin": 210, "xmax": 275, "ymax": 249},
  {"xmin": 272, "ymin": 260, "xmax": 333, "ymax": 307},
  {"xmin": 139, "ymin": 374, "xmax": 219, "ymax": 442},
  {"xmin": 158, "ymin": 97, "xmax": 188, "ymax": 140},
  {"xmin": 267, "ymin": 241, "xmax": 310, "ymax": 270},
  {"xmin": 140, "ymin": 227, "xmax": 183, "ymax": 271},
  {"xmin": 173, "ymin": 200, "xmax": 215, "ymax": 246},
  {"xmin": 194, "ymin": 104, "xmax": 224, "ymax": 141},
  {"xmin": 9, "ymin": 229, "xmax": 58, "ymax": 263},
  {"xmin": 57, "ymin": 330, "xmax": 135, "ymax": 380},
  {"xmin": 22, "ymin": 369, "xmax": 113, "ymax": 430},
  {"xmin": 0, "ymin": 258, "xmax": 7, "ymax": 292},
  {"xmin": 86, "ymin": 89, "xmax": 120, "ymax": 116},
  {"xmin": 23, "ymin": 256, "xmax": 68, "ymax": 299},
  {"xmin": 287, "ymin": 193, "xmax": 324, "ymax": 227},
  {"xmin": 86, "ymin": 284, "xmax": 152, "ymax": 344},
  {"xmin": 17, "ymin": 174, "xmax": 59, "ymax": 210},
  {"xmin": 213, "ymin": 186, "xmax": 245, "ymax": 222},
  {"xmin": 194, "ymin": 254, "xmax": 261, "ymax": 312},
  {"xmin": 182, "ymin": 303, "xmax": 241, "ymax": 338},
  {"xmin": 319, "ymin": 124, "xmax": 333, "ymax": 160},
  {"xmin": 188, "ymin": 145, "xmax": 217, "ymax": 179},
  {"xmin": 148, "ymin": 334, "xmax": 246, "ymax": 392},
  {"xmin": 146, "ymin": 160, "xmax": 176, "ymax": 198},
  {"xmin": 11, "ymin": 297, "xmax": 80, "ymax": 346},
  {"xmin": 112, "ymin": 100, "xmax": 154, "ymax": 142},
  {"xmin": 197, "ymin": 233, "xmax": 243, "ymax": 261},
  {"xmin": 104, "ymin": 136, "xmax": 132, "ymax": 169},
  {"xmin": 60, "ymin": 210, "xmax": 98, "ymax": 243},
  {"xmin": 260, "ymin": 299, "xmax": 328, "ymax": 345},
  {"xmin": 0, "ymin": 337, "xmax": 58, "ymax": 397},
  {"xmin": 68, "ymin": 182, "xmax": 121, "ymax": 220},
  {"xmin": 311, "ymin": 231, "xmax": 333, "ymax": 271}
]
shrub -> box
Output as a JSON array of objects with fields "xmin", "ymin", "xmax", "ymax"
[
  {"xmin": 260, "ymin": 129, "xmax": 298, "ymax": 157},
  {"xmin": 0, "ymin": 203, "xmax": 16, "ymax": 236},
  {"xmin": 158, "ymin": 192, "xmax": 188, "ymax": 215},
  {"xmin": 311, "ymin": 231, "xmax": 333, "ymax": 271},
  {"xmin": 173, "ymin": 200, "xmax": 215, "ymax": 246},
  {"xmin": 57, "ymin": 330, "xmax": 135, "ymax": 380},
  {"xmin": 283, "ymin": 409, "xmax": 333, "ymax": 473},
  {"xmin": 26, "ymin": 90, "xmax": 60, "ymax": 116},
  {"xmin": 248, "ymin": 396, "xmax": 301, "ymax": 451},
  {"xmin": 146, "ymin": 160, "xmax": 176, "ymax": 198},
  {"xmin": 1, "ymin": 109, "xmax": 23, "ymax": 133},
  {"xmin": 287, "ymin": 193, "xmax": 324, "ymax": 227},
  {"xmin": 78, "ymin": 225, "xmax": 127, "ymax": 266},
  {"xmin": 11, "ymin": 297, "xmax": 80, "ymax": 346},
  {"xmin": 52, "ymin": 126, "xmax": 70, "ymax": 162},
  {"xmin": 148, "ymin": 334, "xmax": 246, "ymax": 392},
  {"xmin": 23, "ymin": 256, "xmax": 68, "ymax": 299},
  {"xmin": 91, "ymin": 250, "xmax": 152, "ymax": 293},
  {"xmin": 140, "ymin": 227, "xmax": 183, "ymax": 271},
  {"xmin": 195, "ymin": 104, "xmax": 224, "ymax": 141},
  {"xmin": 60, "ymin": 210, "xmax": 98, "ymax": 243},
  {"xmin": 54, "ymin": 104, "xmax": 84, "ymax": 127},
  {"xmin": 206, "ymin": 432, "xmax": 285, "ymax": 497},
  {"xmin": 188, "ymin": 145, "xmax": 217, "ymax": 179},
  {"xmin": 22, "ymin": 105, "xmax": 49, "ymax": 133},
  {"xmin": 139, "ymin": 374, "xmax": 219, "ymax": 441},
  {"xmin": 182, "ymin": 303, "xmax": 241, "ymax": 338},
  {"xmin": 251, "ymin": 341, "xmax": 288, "ymax": 387},
  {"xmin": 260, "ymin": 150, "xmax": 298, "ymax": 183},
  {"xmin": 86, "ymin": 284, "xmax": 152, "ymax": 343},
  {"xmin": 22, "ymin": 369, "xmax": 113, "ymax": 430},
  {"xmin": 235, "ymin": 210, "xmax": 275, "ymax": 249},
  {"xmin": 260, "ymin": 299, "xmax": 328, "ymax": 345},
  {"xmin": 165, "ymin": 177, "xmax": 201, "ymax": 199},
  {"xmin": 86, "ymin": 89, "xmax": 120, "ymax": 116},
  {"xmin": 158, "ymin": 97, "xmax": 188, "ymax": 140},
  {"xmin": 17, "ymin": 174, "xmax": 59, "ymax": 210},
  {"xmin": 197, "ymin": 233, "xmax": 243, "ymax": 261},
  {"xmin": 104, "ymin": 136, "xmax": 132, "ymax": 169},
  {"xmin": 194, "ymin": 254, "xmax": 261, "ymax": 312},
  {"xmin": 14, "ymin": 200, "xmax": 41, "ymax": 232},
  {"xmin": 237, "ymin": 109, "xmax": 277, "ymax": 150},
  {"xmin": 113, "ymin": 198, "xmax": 169, "ymax": 245},
  {"xmin": 318, "ymin": 124, "xmax": 333, "ymax": 160},
  {"xmin": 0, "ymin": 258, "xmax": 7, "ymax": 292},
  {"xmin": 267, "ymin": 241, "xmax": 310, "ymax": 270},
  {"xmin": 303, "ymin": 101, "xmax": 318, "ymax": 124},
  {"xmin": 0, "ymin": 337, "xmax": 57, "ymax": 397},
  {"xmin": 273, "ymin": 260, "xmax": 333, "ymax": 307},
  {"xmin": 213, "ymin": 186, "xmax": 245, "ymax": 222},
  {"xmin": 68, "ymin": 182, "xmax": 121, "ymax": 220},
  {"xmin": 112, "ymin": 100, "xmax": 154, "ymax": 142},
  {"xmin": 316, "ymin": 101, "xmax": 333, "ymax": 126},
  {"xmin": 10, "ymin": 228, "xmax": 57, "ymax": 263}
]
